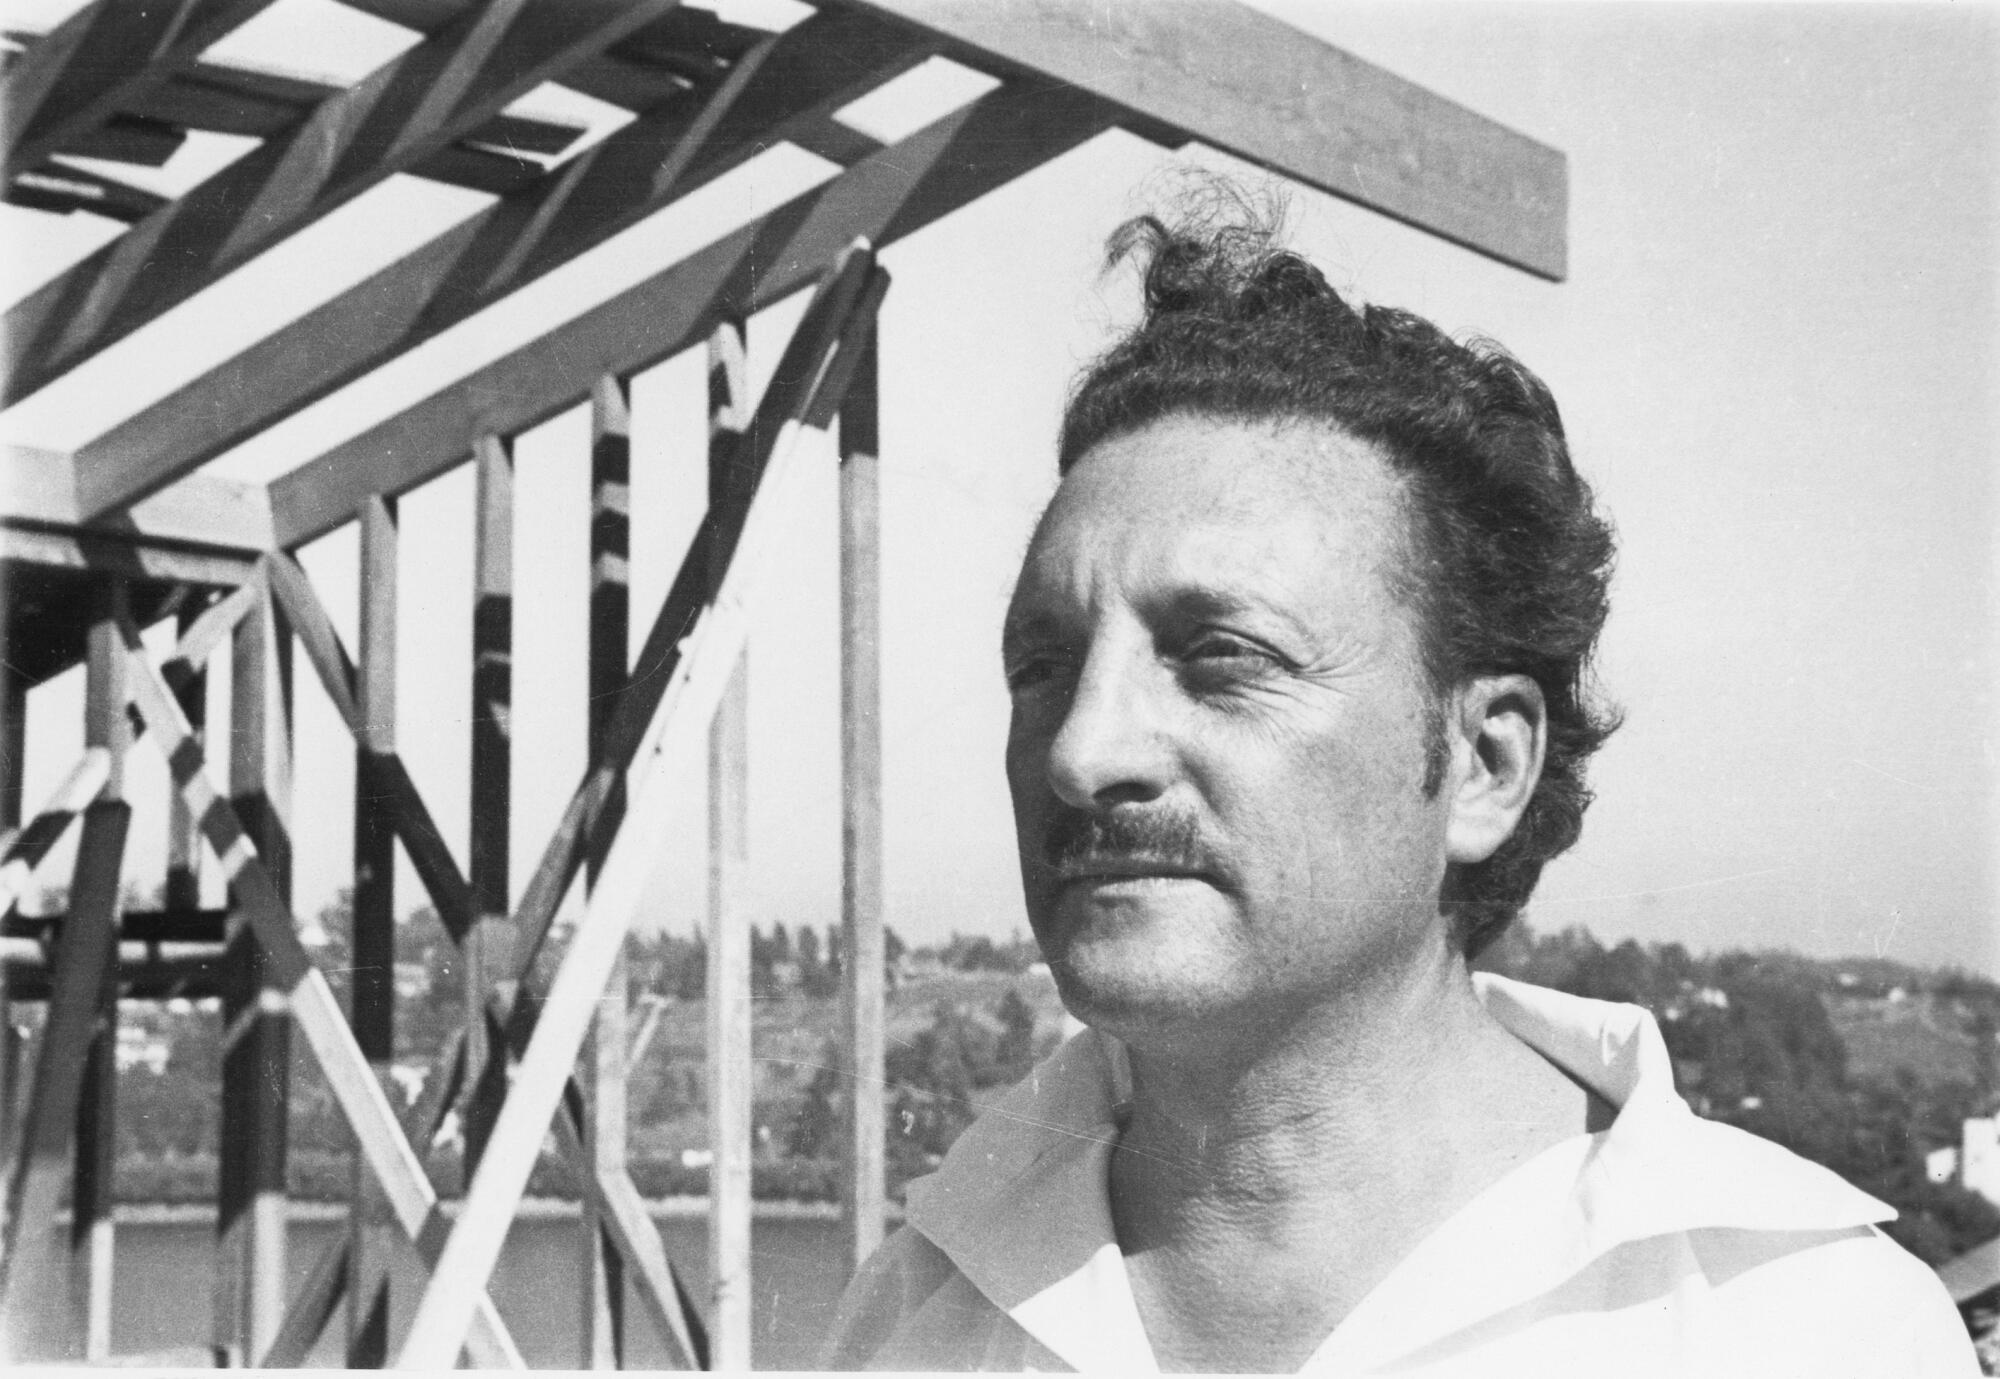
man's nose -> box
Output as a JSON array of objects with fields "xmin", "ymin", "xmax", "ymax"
[{"xmin": 1044, "ymin": 647, "xmax": 1171, "ymax": 810}]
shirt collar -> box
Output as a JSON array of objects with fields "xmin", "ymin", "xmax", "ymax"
[{"xmin": 904, "ymin": 975, "xmax": 1894, "ymax": 1372}]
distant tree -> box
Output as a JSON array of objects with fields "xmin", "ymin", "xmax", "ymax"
[
  {"xmin": 992, "ymin": 989, "xmax": 1039, "ymax": 1084},
  {"xmin": 884, "ymin": 926, "xmax": 907, "ymax": 971}
]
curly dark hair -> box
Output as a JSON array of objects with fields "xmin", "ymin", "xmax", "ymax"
[{"xmin": 1058, "ymin": 205, "xmax": 1619, "ymax": 956}]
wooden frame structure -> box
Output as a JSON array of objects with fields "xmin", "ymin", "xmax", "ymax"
[{"xmin": 0, "ymin": 0, "xmax": 1564, "ymax": 1367}]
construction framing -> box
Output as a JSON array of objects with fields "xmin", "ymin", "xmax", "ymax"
[{"xmin": 0, "ymin": 0, "xmax": 1564, "ymax": 1367}]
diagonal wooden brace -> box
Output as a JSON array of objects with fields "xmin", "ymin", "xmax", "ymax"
[
  {"xmin": 397, "ymin": 328, "xmax": 859, "ymax": 1367},
  {"xmin": 0, "ymin": 748, "xmax": 112, "ymax": 917},
  {"xmin": 116, "ymin": 615, "xmax": 524, "ymax": 1369}
]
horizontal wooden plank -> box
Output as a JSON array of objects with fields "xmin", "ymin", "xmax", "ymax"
[
  {"xmin": 2, "ymin": 906, "xmax": 229, "ymax": 943},
  {"xmin": 52, "ymin": 112, "xmax": 185, "ymax": 167},
  {"xmin": 852, "ymin": 0, "xmax": 1567, "ymax": 280},
  {"xmin": 2, "ymin": 0, "xmax": 677, "ymax": 410},
  {"xmin": 0, "ymin": 0, "xmax": 277, "ymax": 177},
  {"xmin": 347, "ymin": 0, "xmax": 767, "ymax": 113},
  {"xmin": 4, "ymin": 443, "xmax": 273, "ymax": 554},
  {"xmin": 270, "ymin": 81, "xmax": 1112, "ymax": 547},
  {"xmin": 8, "ymin": 159, "xmax": 167, "ymax": 222},
  {"xmin": 0, "ymin": 527, "xmax": 257, "ymax": 587},
  {"xmin": 410, "ymin": 140, "xmax": 544, "ymax": 196},
  {"xmin": 72, "ymin": 6, "xmax": 933, "ymax": 522}
]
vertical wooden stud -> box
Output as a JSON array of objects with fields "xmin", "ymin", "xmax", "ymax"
[
  {"xmin": 838, "ymin": 325, "xmax": 887, "ymax": 1273},
  {"xmin": 465, "ymin": 436, "xmax": 514, "ymax": 1178},
  {"xmin": 583, "ymin": 377, "xmax": 632, "ymax": 1367},
  {"xmin": 74, "ymin": 580, "xmax": 129, "ymax": 1360},
  {"xmin": 0, "ymin": 652, "xmax": 24, "ymax": 1160},
  {"xmin": 349, "ymin": 494, "xmax": 397, "ymax": 1367},
  {"xmin": 0, "ymin": 581, "xmax": 129, "ymax": 1361},
  {"xmin": 216, "ymin": 575, "xmax": 293, "ymax": 1363},
  {"xmin": 165, "ymin": 601, "xmax": 206, "ymax": 912},
  {"xmin": 706, "ymin": 317, "xmax": 754, "ymax": 1370}
]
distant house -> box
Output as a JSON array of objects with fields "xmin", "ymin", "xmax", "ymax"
[
  {"xmin": 115, "ymin": 1025, "xmax": 168, "ymax": 1076},
  {"xmin": 1963, "ymin": 1117, "xmax": 2000, "ymax": 1208}
]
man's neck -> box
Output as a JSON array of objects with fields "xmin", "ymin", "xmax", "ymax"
[{"xmin": 1107, "ymin": 948, "xmax": 1598, "ymax": 1372}]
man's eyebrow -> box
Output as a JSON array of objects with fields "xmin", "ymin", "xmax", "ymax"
[{"xmin": 1154, "ymin": 583, "xmax": 1315, "ymax": 643}]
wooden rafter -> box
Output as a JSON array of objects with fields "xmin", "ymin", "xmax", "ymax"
[
  {"xmin": 854, "ymin": 0, "xmax": 1568, "ymax": 279},
  {"xmin": 69, "ymin": 5, "xmax": 935, "ymax": 523},
  {"xmin": 267, "ymin": 80, "xmax": 1115, "ymax": 548},
  {"xmin": 116, "ymin": 54, "xmax": 586, "ymax": 152},
  {"xmin": 0, "ymin": 0, "xmax": 277, "ymax": 178},
  {"xmin": 0, "ymin": 0, "xmax": 679, "ymax": 409}
]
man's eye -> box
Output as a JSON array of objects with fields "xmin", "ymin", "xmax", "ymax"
[{"xmin": 1184, "ymin": 634, "xmax": 1275, "ymax": 665}]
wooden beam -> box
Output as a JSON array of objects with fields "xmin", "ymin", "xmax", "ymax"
[
  {"xmin": 2, "ymin": 0, "xmax": 679, "ymax": 409},
  {"xmin": 851, "ymin": 0, "xmax": 1568, "ymax": 279},
  {"xmin": 263, "ymin": 551, "xmax": 478, "ymax": 941},
  {"xmin": 259, "ymin": 1237, "xmax": 348, "ymax": 1369},
  {"xmin": 0, "ymin": 0, "xmax": 277, "ymax": 178},
  {"xmin": 582, "ymin": 374, "xmax": 632, "ymax": 1368},
  {"xmin": 73, "ymin": 582, "xmax": 128, "ymax": 1362},
  {"xmin": 116, "ymin": 615, "xmax": 525, "ymax": 1369},
  {"xmin": 344, "ymin": 0, "xmax": 774, "ymax": 114},
  {"xmin": 397, "ymin": 392, "xmax": 847, "ymax": 1377},
  {"xmin": 164, "ymin": 604, "xmax": 206, "ymax": 912},
  {"xmin": 348, "ymin": 493, "xmax": 396, "ymax": 1368},
  {"xmin": 214, "ymin": 578, "xmax": 290, "ymax": 1364},
  {"xmin": 0, "ymin": 645, "xmax": 19, "ymax": 1156},
  {"xmin": 0, "ymin": 749, "xmax": 111, "ymax": 917},
  {"xmin": 75, "ymin": 6, "xmax": 932, "ymax": 524},
  {"xmin": 462, "ymin": 436, "xmax": 512, "ymax": 1177},
  {"xmin": 4, "ymin": 443, "xmax": 273, "ymax": 558},
  {"xmin": 128, "ymin": 55, "xmax": 585, "ymax": 152},
  {"xmin": 52, "ymin": 112, "xmax": 186, "ymax": 167},
  {"xmin": 706, "ymin": 316, "xmax": 753, "ymax": 1370},
  {"xmin": 0, "ymin": 528, "xmax": 256, "ymax": 590},
  {"xmin": 496, "ymin": 245, "xmax": 882, "ymax": 1046},
  {"xmin": 0, "ymin": 798, "xmax": 128, "ymax": 1359},
  {"xmin": 837, "ymin": 322, "xmax": 887, "ymax": 1274},
  {"xmin": 270, "ymin": 82, "xmax": 1114, "ymax": 549},
  {"xmin": 7, "ymin": 160, "xmax": 170, "ymax": 223}
]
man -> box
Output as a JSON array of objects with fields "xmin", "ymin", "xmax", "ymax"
[{"xmin": 822, "ymin": 208, "xmax": 1973, "ymax": 1373}]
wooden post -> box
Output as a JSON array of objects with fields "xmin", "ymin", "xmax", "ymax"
[
  {"xmin": 0, "ymin": 648, "xmax": 23, "ymax": 1155},
  {"xmin": 838, "ymin": 325, "xmax": 887, "ymax": 1273},
  {"xmin": 349, "ymin": 494, "xmax": 397, "ymax": 1367},
  {"xmin": 465, "ymin": 436, "xmax": 514, "ymax": 1178},
  {"xmin": 0, "ymin": 585, "xmax": 127, "ymax": 1361},
  {"xmin": 706, "ymin": 317, "xmax": 754, "ymax": 1370},
  {"xmin": 216, "ymin": 574, "xmax": 293, "ymax": 1363},
  {"xmin": 165, "ymin": 601, "xmax": 206, "ymax": 912},
  {"xmin": 583, "ymin": 376, "xmax": 631, "ymax": 1367},
  {"xmin": 74, "ymin": 579, "xmax": 129, "ymax": 1360}
]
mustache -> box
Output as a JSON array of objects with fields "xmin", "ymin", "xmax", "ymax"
[{"xmin": 1040, "ymin": 806, "xmax": 1211, "ymax": 873}]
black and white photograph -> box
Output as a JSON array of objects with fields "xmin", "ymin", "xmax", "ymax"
[{"xmin": 0, "ymin": 0, "xmax": 1992, "ymax": 1370}]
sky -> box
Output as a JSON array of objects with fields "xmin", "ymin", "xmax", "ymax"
[{"xmin": 4, "ymin": 1, "xmax": 1995, "ymax": 975}]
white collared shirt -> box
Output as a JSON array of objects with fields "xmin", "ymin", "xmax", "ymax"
[{"xmin": 822, "ymin": 974, "xmax": 1976, "ymax": 1374}]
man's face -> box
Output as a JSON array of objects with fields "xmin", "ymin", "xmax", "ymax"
[{"xmin": 1003, "ymin": 414, "xmax": 1456, "ymax": 1040}]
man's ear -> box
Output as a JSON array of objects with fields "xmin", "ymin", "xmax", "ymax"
[{"xmin": 1444, "ymin": 675, "xmax": 1547, "ymax": 866}]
